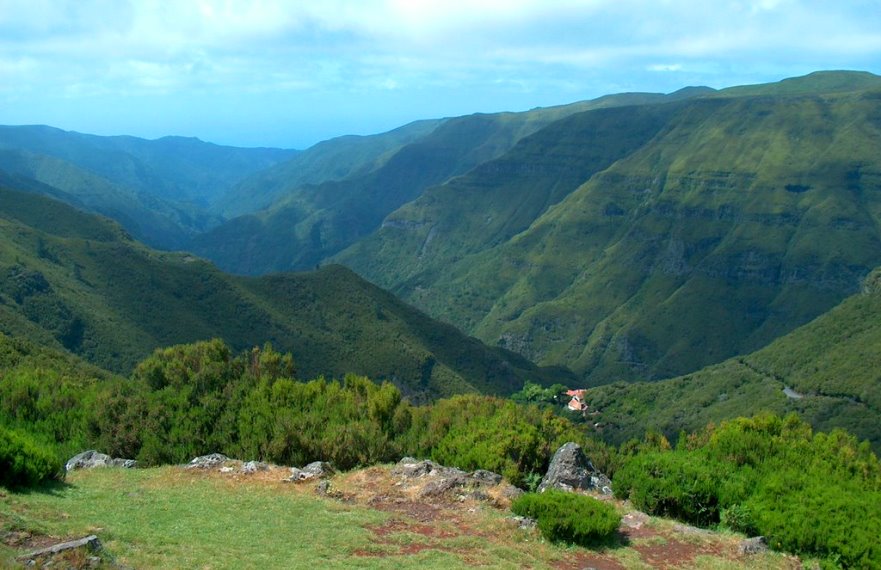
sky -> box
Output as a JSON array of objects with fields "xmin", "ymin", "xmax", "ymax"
[{"xmin": 1, "ymin": 0, "xmax": 880, "ymax": 149}]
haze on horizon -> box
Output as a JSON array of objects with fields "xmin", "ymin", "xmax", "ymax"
[{"xmin": 1, "ymin": 0, "xmax": 880, "ymax": 149}]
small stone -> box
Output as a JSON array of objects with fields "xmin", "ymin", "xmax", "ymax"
[
  {"xmin": 219, "ymin": 466, "xmax": 234, "ymax": 473},
  {"xmin": 511, "ymin": 515, "xmax": 536, "ymax": 530},
  {"xmin": 739, "ymin": 536, "xmax": 769, "ymax": 555},
  {"xmin": 501, "ymin": 485, "xmax": 524, "ymax": 500},
  {"xmin": 186, "ymin": 453, "xmax": 230, "ymax": 469},
  {"xmin": 285, "ymin": 461, "xmax": 335, "ymax": 482},
  {"xmin": 470, "ymin": 469, "xmax": 503, "ymax": 486},
  {"xmin": 621, "ymin": 511, "xmax": 650, "ymax": 529},
  {"xmin": 391, "ymin": 459, "xmax": 437, "ymax": 478},
  {"xmin": 241, "ymin": 461, "xmax": 269, "ymax": 474}
]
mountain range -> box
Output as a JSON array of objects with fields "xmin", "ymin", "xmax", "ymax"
[{"xmin": 0, "ymin": 69, "xmax": 880, "ymax": 443}]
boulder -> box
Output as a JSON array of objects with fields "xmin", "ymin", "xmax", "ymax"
[
  {"xmin": 65, "ymin": 450, "xmax": 137, "ymax": 472},
  {"xmin": 186, "ymin": 453, "xmax": 230, "ymax": 469},
  {"xmin": 538, "ymin": 442, "xmax": 612, "ymax": 495}
]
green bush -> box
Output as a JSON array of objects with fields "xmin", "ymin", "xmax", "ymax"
[
  {"xmin": 511, "ymin": 490, "xmax": 620, "ymax": 546},
  {"xmin": 0, "ymin": 426, "xmax": 63, "ymax": 488},
  {"xmin": 719, "ymin": 504, "xmax": 756, "ymax": 535},
  {"xmin": 614, "ymin": 414, "xmax": 881, "ymax": 566}
]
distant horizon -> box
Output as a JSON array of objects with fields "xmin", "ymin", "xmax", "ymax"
[
  {"xmin": 2, "ymin": 0, "xmax": 879, "ymax": 149},
  {"xmin": 3, "ymin": 67, "xmax": 877, "ymax": 151}
]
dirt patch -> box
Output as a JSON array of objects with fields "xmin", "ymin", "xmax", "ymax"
[
  {"xmin": 633, "ymin": 537, "xmax": 727, "ymax": 569},
  {"xmin": 553, "ymin": 551, "xmax": 626, "ymax": 570},
  {"xmin": 353, "ymin": 542, "xmax": 454, "ymax": 558},
  {"xmin": 369, "ymin": 518, "xmax": 459, "ymax": 540}
]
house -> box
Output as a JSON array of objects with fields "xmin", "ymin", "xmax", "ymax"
[{"xmin": 565, "ymin": 389, "xmax": 588, "ymax": 413}]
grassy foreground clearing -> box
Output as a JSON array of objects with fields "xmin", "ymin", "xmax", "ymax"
[{"xmin": 1, "ymin": 465, "xmax": 803, "ymax": 569}]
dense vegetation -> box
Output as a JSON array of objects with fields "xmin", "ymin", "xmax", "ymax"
[
  {"xmin": 0, "ymin": 336, "xmax": 607, "ymax": 488},
  {"xmin": 0, "ymin": 187, "xmax": 567, "ymax": 398},
  {"xmin": 511, "ymin": 491, "xmax": 620, "ymax": 546},
  {"xmin": 0, "ymin": 426, "xmax": 63, "ymax": 487},
  {"xmin": 3, "ymin": 334, "xmax": 881, "ymax": 565},
  {"xmin": 615, "ymin": 414, "xmax": 881, "ymax": 567},
  {"xmin": 588, "ymin": 266, "xmax": 881, "ymax": 451}
]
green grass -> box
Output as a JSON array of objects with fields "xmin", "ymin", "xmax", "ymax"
[
  {"xmin": 1, "ymin": 467, "xmax": 392, "ymax": 569},
  {"xmin": 0, "ymin": 466, "xmax": 802, "ymax": 569}
]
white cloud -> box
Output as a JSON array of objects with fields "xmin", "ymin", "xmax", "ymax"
[{"xmin": 0, "ymin": 0, "xmax": 879, "ymax": 145}]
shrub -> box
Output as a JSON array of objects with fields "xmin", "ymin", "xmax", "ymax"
[
  {"xmin": 719, "ymin": 504, "xmax": 756, "ymax": 535},
  {"xmin": 614, "ymin": 414, "xmax": 881, "ymax": 566},
  {"xmin": 0, "ymin": 426, "xmax": 63, "ymax": 488},
  {"xmin": 511, "ymin": 490, "xmax": 620, "ymax": 546}
]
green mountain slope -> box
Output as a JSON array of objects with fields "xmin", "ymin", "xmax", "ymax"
[
  {"xmin": 339, "ymin": 71, "xmax": 881, "ymax": 385},
  {"xmin": 217, "ymin": 119, "xmax": 444, "ymax": 218},
  {"xmin": 0, "ymin": 150, "xmax": 197, "ymax": 249},
  {"xmin": 193, "ymin": 91, "xmax": 706, "ymax": 275},
  {"xmin": 588, "ymin": 267, "xmax": 881, "ymax": 450},
  {"xmin": 0, "ymin": 125, "xmax": 295, "ymax": 207},
  {"xmin": 0, "ymin": 185, "xmax": 568, "ymax": 400},
  {"xmin": 334, "ymin": 100, "xmax": 688, "ymax": 297}
]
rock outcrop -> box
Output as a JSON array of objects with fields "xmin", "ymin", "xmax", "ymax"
[
  {"xmin": 65, "ymin": 451, "xmax": 137, "ymax": 472},
  {"xmin": 538, "ymin": 442, "xmax": 612, "ymax": 495},
  {"xmin": 392, "ymin": 457, "xmax": 507, "ymax": 500}
]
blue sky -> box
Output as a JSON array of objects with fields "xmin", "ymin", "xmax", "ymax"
[{"xmin": 1, "ymin": 0, "xmax": 879, "ymax": 149}]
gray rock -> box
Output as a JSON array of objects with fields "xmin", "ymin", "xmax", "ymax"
[
  {"xmin": 186, "ymin": 453, "xmax": 230, "ymax": 469},
  {"xmin": 739, "ymin": 536, "xmax": 769, "ymax": 555},
  {"xmin": 470, "ymin": 469, "xmax": 502, "ymax": 486},
  {"xmin": 621, "ymin": 511, "xmax": 651, "ymax": 529},
  {"xmin": 302, "ymin": 461, "xmax": 335, "ymax": 478},
  {"xmin": 66, "ymin": 451, "xmax": 137, "ymax": 472},
  {"xmin": 285, "ymin": 461, "xmax": 335, "ymax": 482},
  {"xmin": 502, "ymin": 485, "xmax": 524, "ymax": 500},
  {"xmin": 316, "ymin": 480, "xmax": 332, "ymax": 496},
  {"xmin": 538, "ymin": 442, "xmax": 612, "ymax": 494},
  {"xmin": 241, "ymin": 461, "xmax": 269, "ymax": 474},
  {"xmin": 391, "ymin": 458, "xmax": 438, "ymax": 478},
  {"xmin": 16, "ymin": 535, "xmax": 101, "ymax": 563},
  {"xmin": 419, "ymin": 472, "xmax": 469, "ymax": 497},
  {"xmin": 470, "ymin": 489, "xmax": 491, "ymax": 501},
  {"xmin": 510, "ymin": 515, "xmax": 537, "ymax": 530}
]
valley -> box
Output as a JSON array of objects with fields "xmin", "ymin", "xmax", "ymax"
[{"xmin": 2, "ymin": 69, "xmax": 881, "ymax": 569}]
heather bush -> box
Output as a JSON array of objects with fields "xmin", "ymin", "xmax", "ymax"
[{"xmin": 511, "ymin": 490, "xmax": 620, "ymax": 546}]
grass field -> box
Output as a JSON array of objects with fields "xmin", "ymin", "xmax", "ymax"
[{"xmin": 1, "ymin": 464, "xmax": 803, "ymax": 569}]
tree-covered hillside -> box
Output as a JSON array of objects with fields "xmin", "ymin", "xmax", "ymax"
[
  {"xmin": 0, "ymin": 186, "xmax": 569, "ymax": 399},
  {"xmin": 339, "ymin": 71, "xmax": 881, "ymax": 385},
  {"xmin": 0, "ymin": 125, "xmax": 295, "ymax": 249},
  {"xmin": 588, "ymin": 266, "xmax": 881, "ymax": 450}
]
